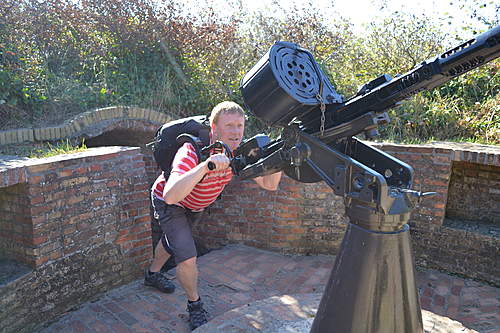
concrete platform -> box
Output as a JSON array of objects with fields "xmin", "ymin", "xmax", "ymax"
[{"xmin": 35, "ymin": 244, "xmax": 499, "ymax": 333}]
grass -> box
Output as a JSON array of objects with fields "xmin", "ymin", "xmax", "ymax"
[
  {"xmin": 0, "ymin": 139, "xmax": 87, "ymax": 158},
  {"xmin": 373, "ymin": 136, "xmax": 499, "ymax": 145}
]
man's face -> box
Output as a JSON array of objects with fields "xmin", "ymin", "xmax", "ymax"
[{"xmin": 212, "ymin": 112, "xmax": 245, "ymax": 151}]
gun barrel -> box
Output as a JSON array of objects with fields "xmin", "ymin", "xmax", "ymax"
[
  {"xmin": 320, "ymin": 25, "xmax": 500, "ymax": 130},
  {"xmin": 438, "ymin": 25, "xmax": 499, "ymax": 79}
]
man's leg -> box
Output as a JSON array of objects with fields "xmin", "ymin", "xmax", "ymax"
[
  {"xmin": 154, "ymin": 205, "xmax": 207, "ymax": 330},
  {"xmin": 177, "ymin": 210, "xmax": 203, "ymax": 300},
  {"xmin": 144, "ymin": 235, "xmax": 176, "ymax": 293},
  {"xmin": 178, "ymin": 256, "xmax": 207, "ymax": 330},
  {"xmin": 172, "ymin": 210, "xmax": 207, "ymax": 330},
  {"xmin": 149, "ymin": 239, "xmax": 171, "ymax": 272},
  {"xmin": 176, "ymin": 256, "xmax": 199, "ymax": 301}
]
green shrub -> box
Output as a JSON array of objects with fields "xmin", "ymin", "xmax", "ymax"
[{"xmin": 0, "ymin": 0, "xmax": 497, "ymax": 145}]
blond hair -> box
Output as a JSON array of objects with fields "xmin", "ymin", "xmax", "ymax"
[{"xmin": 209, "ymin": 101, "xmax": 246, "ymax": 126}]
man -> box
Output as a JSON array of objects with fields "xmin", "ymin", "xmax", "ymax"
[{"xmin": 146, "ymin": 101, "xmax": 282, "ymax": 330}]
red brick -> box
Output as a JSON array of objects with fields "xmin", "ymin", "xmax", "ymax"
[
  {"xmin": 133, "ymin": 216, "xmax": 150, "ymax": 224},
  {"xmin": 133, "ymin": 183, "xmax": 147, "ymax": 191},
  {"xmin": 75, "ymin": 167, "xmax": 89, "ymax": 174},
  {"xmin": 432, "ymin": 155, "xmax": 451, "ymax": 164},
  {"xmin": 32, "ymin": 236, "xmax": 48, "ymax": 245},
  {"xmin": 420, "ymin": 296, "xmax": 432, "ymax": 309},
  {"xmin": 29, "ymin": 175, "xmax": 43, "ymax": 184},
  {"xmin": 90, "ymin": 164, "xmax": 103, "ymax": 172},
  {"xmin": 107, "ymin": 180, "xmax": 119, "ymax": 187},
  {"xmin": 433, "ymin": 294, "xmax": 445, "ymax": 306},
  {"xmin": 27, "ymin": 163, "xmax": 57, "ymax": 173},
  {"xmin": 35, "ymin": 256, "xmax": 49, "ymax": 266},
  {"xmin": 433, "ymin": 202, "xmax": 446, "ymax": 209},
  {"xmin": 451, "ymin": 285, "xmax": 462, "ymax": 296},
  {"xmin": 68, "ymin": 196, "xmax": 84, "ymax": 205},
  {"xmin": 49, "ymin": 251, "xmax": 61, "ymax": 260},
  {"xmin": 284, "ymin": 192, "xmax": 302, "ymax": 199},
  {"xmin": 57, "ymin": 169, "xmax": 73, "ymax": 177},
  {"xmin": 95, "ymin": 153, "xmax": 118, "ymax": 161},
  {"xmin": 424, "ymin": 179, "xmax": 449, "ymax": 187},
  {"xmin": 276, "ymin": 212, "xmax": 298, "ymax": 219},
  {"xmin": 30, "ymin": 195, "xmax": 45, "ymax": 204},
  {"xmin": 92, "ymin": 200, "xmax": 105, "ymax": 207},
  {"xmin": 115, "ymin": 233, "xmax": 135, "ymax": 244},
  {"xmin": 63, "ymin": 226, "xmax": 77, "ymax": 235},
  {"xmin": 429, "ymin": 210, "xmax": 445, "ymax": 217},
  {"xmin": 127, "ymin": 223, "xmax": 150, "ymax": 234},
  {"xmin": 132, "ymin": 238, "xmax": 151, "ymax": 248},
  {"xmin": 127, "ymin": 192, "xmax": 147, "ymax": 201},
  {"xmin": 287, "ymin": 227, "xmax": 307, "ymax": 234},
  {"xmin": 132, "ymin": 155, "xmax": 144, "ymax": 161},
  {"xmin": 30, "ymin": 204, "xmax": 52, "ymax": 215}
]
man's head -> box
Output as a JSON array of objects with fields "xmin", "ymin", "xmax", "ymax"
[{"xmin": 209, "ymin": 101, "xmax": 246, "ymax": 151}]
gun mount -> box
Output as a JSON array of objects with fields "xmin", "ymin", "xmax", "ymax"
[{"xmin": 234, "ymin": 25, "xmax": 500, "ymax": 333}]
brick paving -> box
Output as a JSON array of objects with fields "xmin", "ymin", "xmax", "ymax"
[
  {"xmin": 194, "ymin": 294, "xmax": 480, "ymax": 333},
  {"xmin": 36, "ymin": 244, "xmax": 499, "ymax": 333}
]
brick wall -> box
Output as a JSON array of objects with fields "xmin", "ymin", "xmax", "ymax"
[
  {"xmin": 0, "ymin": 183, "xmax": 32, "ymax": 264},
  {"xmin": 0, "ymin": 146, "xmax": 152, "ymax": 333},
  {"xmin": 376, "ymin": 144, "xmax": 452, "ymax": 227},
  {"xmin": 447, "ymin": 161, "xmax": 500, "ymax": 223},
  {"xmin": 193, "ymin": 142, "xmax": 499, "ymax": 285},
  {"xmin": 192, "ymin": 177, "xmax": 348, "ymax": 255},
  {"xmin": 375, "ymin": 143, "xmax": 499, "ymax": 285}
]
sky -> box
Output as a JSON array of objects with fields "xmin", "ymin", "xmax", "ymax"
[{"xmin": 179, "ymin": 0, "xmax": 498, "ymax": 37}]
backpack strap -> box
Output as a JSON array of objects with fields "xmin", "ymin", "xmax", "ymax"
[
  {"xmin": 176, "ymin": 133, "xmax": 217, "ymax": 171},
  {"xmin": 176, "ymin": 134, "xmax": 203, "ymax": 162},
  {"xmin": 198, "ymin": 116, "xmax": 211, "ymax": 147}
]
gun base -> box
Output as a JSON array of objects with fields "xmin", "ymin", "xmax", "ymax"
[{"xmin": 310, "ymin": 223, "xmax": 423, "ymax": 333}]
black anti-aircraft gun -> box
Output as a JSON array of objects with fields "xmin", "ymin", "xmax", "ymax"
[{"xmin": 233, "ymin": 25, "xmax": 500, "ymax": 333}]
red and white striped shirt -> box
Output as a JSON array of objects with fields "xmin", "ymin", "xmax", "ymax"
[{"xmin": 152, "ymin": 142, "xmax": 233, "ymax": 211}]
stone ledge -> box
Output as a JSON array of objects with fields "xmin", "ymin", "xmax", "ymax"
[
  {"xmin": 371, "ymin": 141, "xmax": 500, "ymax": 166},
  {"xmin": 0, "ymin": 146, "xmax": 140, "ymax": 188},
  {"xmin": 0, "ymin": 106, "xmax": 173, "ymax": 145}
]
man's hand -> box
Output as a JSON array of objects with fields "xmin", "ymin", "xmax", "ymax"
[
  {"xmin": 253, "ymin": 171, "xmax": 282, "ymax": 191},
  {"xmin": 164, "ymin": 152, "xmax": 230, "ymax": 204},
  {"xmin": 206, "ymin": 153, "xmax": 230, "ymax": 171}
]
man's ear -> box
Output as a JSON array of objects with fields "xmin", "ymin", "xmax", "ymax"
[{"xmin": 210, "ymin": 122, "xmax": 217, "ymax": 138}]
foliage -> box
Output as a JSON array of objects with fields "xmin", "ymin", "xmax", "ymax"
[
  {"xmin": 0, "ymin": 0, "xmax": 498, "ymax": 144},
  {"xmin": 0, "ymin": 139, "xmax": 88, "ymax": 158}
]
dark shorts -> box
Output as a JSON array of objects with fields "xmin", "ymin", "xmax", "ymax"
[{"xmin": 151, "ymin": 195, "xmax": 203, "ymax": 264}]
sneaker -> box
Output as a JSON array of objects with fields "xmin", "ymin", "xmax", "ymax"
[
  {"xmin": 187, "ymin": 299, "xmax": 208, "ymax": 330},
  {"xmin": 144, "ymin": 270, "xmax": 175, "ymax": 293}
]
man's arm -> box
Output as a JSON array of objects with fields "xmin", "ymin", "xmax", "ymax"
[
  {"xmin": 163, "ymin": 153, "xmax": 230, "ymax": 204},
  {"xmin": 253, "ymin": 171, "xmax": 282, "ymax": 191}
]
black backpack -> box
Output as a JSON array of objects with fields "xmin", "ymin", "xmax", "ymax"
[{"xmin": 149, "ymin": 115, "xmax": 211, "ymax": 173}]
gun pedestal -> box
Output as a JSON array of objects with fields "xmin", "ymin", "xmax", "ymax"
[
  {"xmin": 310, "ymin": 198, "xmax": 423, "ymax": 333},
  {"xmin": 277, "ymin": 131, "xmax": 430, "ymax": 333}
]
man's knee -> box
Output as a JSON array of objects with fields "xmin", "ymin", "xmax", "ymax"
[{"xmin": 178, "ymin": 256, "xmax": 197, "ymax": 269}]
